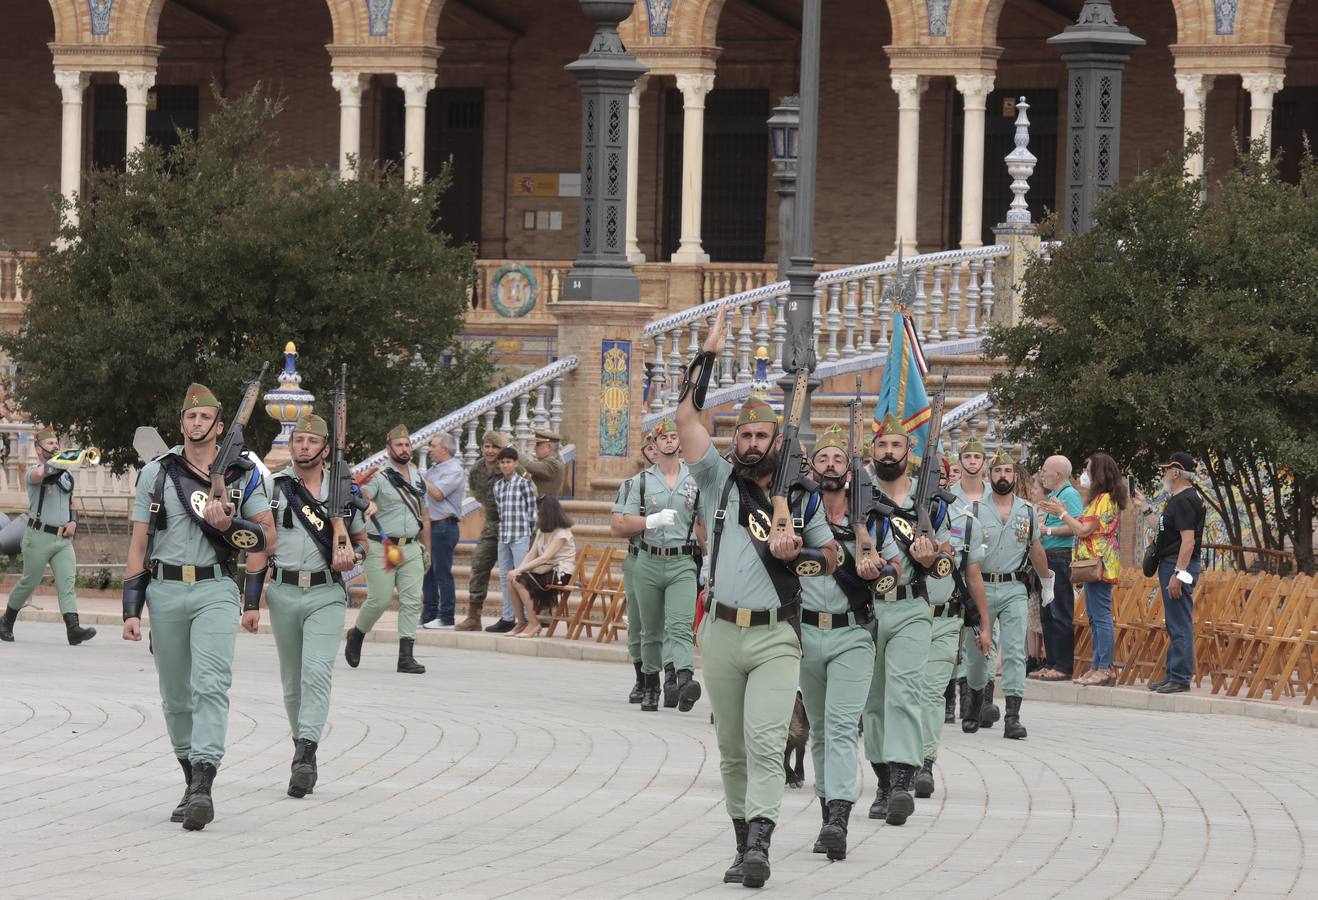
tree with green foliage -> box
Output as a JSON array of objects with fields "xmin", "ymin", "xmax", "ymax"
[
  {"xmin": 2, "ymin": 88, "xmax": 491, "ymax": 466},
  {"xmin": 986, "ymin": 141, "xmax": 1318, "ymax": 573}
]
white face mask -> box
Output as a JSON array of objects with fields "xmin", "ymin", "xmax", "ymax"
[{"xmin": 1079, "ymin": 471, "xmax": 1092, "ymax": 490}]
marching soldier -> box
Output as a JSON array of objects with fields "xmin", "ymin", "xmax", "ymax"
[
  {"xmin": 261, "ymin": 414, "xmax": 367, "ymax": 798},
  {"xmin": 520, "ymin": 428, "xmax": 566, "ymax": 497},
  {"xmin": 611, "ymin": 416, "xmax": 702, "ymax": 713},
  {"xmin": 1, "ymin": 426, "xmax": 96, "ymax": 645},
  {"xmin": 961, "ymin": 449, "xmax": 1052, "ymax": 740},
  {"xmin": 344, "ymin": 425, "xmax": 429, "ymax": 674},
  {"xmin": 952, "ymin": 436, "xmax": 999, "ymax": 728},
  {"xmin": 799, "ymin": 425, "xmax": 893, "ymax": 861},
  {"xmin": 121, "ymin": 383, "xmax": 275, "ymax": 831},
  {"xmin": 863, "ymin": 413, "xmax": 950, "ymax": 826},
  {"xmin": 613, "ymin": 429, "xmax": 661, "ymax": 703},
  {"xmin": 456, "ymin": 431, "xmax": 505, "ymax": 632},
  {"xmin": 677, "ymin": 305, "xmax": 838, "ymax": 889}
]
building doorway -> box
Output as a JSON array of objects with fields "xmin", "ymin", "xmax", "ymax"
[{"xmin": 91, "ymin": 84, "xmax": 199, "ymax": 171}]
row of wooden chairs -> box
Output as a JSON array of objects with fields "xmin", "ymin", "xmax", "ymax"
[
  {"xmin": 542, "ymin": 545, "xmax": 631, "ymax": 643},
  {"xmin": 1073, "ymin": 567, "xmax": 1318, "ymax": 703}
]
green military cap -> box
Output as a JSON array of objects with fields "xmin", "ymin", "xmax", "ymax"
[
  {"xmin": 812, "ymin": 424, "xmax": 847, "ymax": 456},
  {"xmin": 642, "ymin": 428, "xmax": 656, "ymax": 446},
  {"xmin": 292, "ymin": 413, "xmax": 329, "ymax": 439},
  {"xmin": 863, "ymin": 436, "xmax": 874, "ymax": 456},
  {"xmin": 481, "ymin": 430, "xmax": 508, "ymax": 449},
  {"xmin": 989, "ymin": 448, "xmax": 1017, "ymax": 468},
  {"xmin": 386, "ymin": 424, "xmax": 410, "ymax": 443},
  {"xmin": 653, "ymin": 415, "xmax": 677, "ymax": 436},
  {"xmin": 736, "ymin": 397, "xmax": 778, "ymax": 429},
  {"xmin": 181, "ymin": 382, "xmax": 221, "ymax": 412},
  {"xmin": 960, "ymin": 437, "xmax": 987, "ymax": 457},
  {"xmin": 34, "ymin": 425, "xmax": 57, "ymax": 443},
  {"xmin": 875, "ymin": 411, "xmax": 907, "ymax": 438},
  {"xmin": 533, "ymin": 428, "xmax": 561, "ymax": 442}
]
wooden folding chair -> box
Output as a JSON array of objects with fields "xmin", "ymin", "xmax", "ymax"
[
  {"xmin": 543, "ymin": 545, "xmax": 607, "ymax": 638},
  {"xmin": 567, "ymin": 548, "xmax": 620, "ymax": 640},
  {"xmin": 1245, "ymin": 578, "xmax": 1318, "ymax": 700}
]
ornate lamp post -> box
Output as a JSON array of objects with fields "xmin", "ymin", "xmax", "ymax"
[
  {"xmin": 263, "ymin": 341, "xmax": 315, "ymax": 469},
  {"xmin": 767, "ymin": 97, "xmax": 800, "ymax": 280}
]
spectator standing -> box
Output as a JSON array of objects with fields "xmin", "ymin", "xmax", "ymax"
[
  {"xmin": 1040, "ymin": 453, "xmax": 1126, "ymax": 686},
  {"xmin": 1147, "ymin": 452, "xmax": 1206, "ymax": 694},
  {"xmin": 520, "ymin": 430, "xmax": 566, "ymax": 497},
  {"xmin": 421, "ymin": 433, "xmax": 466, "ymax": 630},
  {"xmin": 1032, "ymin": 456, "xmax": 1083, "ymax": 681},
  {"xmin": 490, "ymin": 446, "xmax": 536, "ymax": 634},
  {"xmin": 508, "ymin": 496, "xmax": 576, "ymax": 638},
  {"xmin": 459, "ymin": 431, "xmax": 507, "ymax": 632}
]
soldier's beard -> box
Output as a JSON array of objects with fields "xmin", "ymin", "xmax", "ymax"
[
  {"xmin": 874, "ymin": 454, "xmax": 908, "ymax": 482},
  {"xmin": 734, "ymin": 448, "xmax": 779, "ymax": 481},
  {"xmin": 389, "ymin": 450, "xmax": 412, "ymax": 465},
  {"xmin": 992, "ymin": 478, "xmax": 1015, "ymax": 495},
  {"xmin": 816, "ymin": 472, "xmax": 846, "ymax": 493}
]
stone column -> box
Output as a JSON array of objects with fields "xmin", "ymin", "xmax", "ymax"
[
  {"xmin": 397, "ymin": 72, "xmax": 437, "ymax": 185},
  {"xmin": 891, "ymin": 74, "xmax": 927, "ymax": 258},
  {"xmin": 671, "ymin": 72, "xmax": 714, "ymax": 264},
  {"xmin": 956, "ymin": 74, "xmax": 994, "ymax": 249},
  {"xmin": 54, "ymin": 69, "xmax": 89, "ymax": 230},
  {"xmin": 1241, "ymin": 73, "xmax": 1284, "ymax": 146},
  {"xmin": 119, "ymin": 69, "xmax": 156, "ymax": 160},
  {"xmin": 625, "ymin": 75, "xmax": 649, "ymax": 263},
  {"xmin": 1175, "ymin": 73, "xmax": 1213, "ymax": 183},
  {"xmin": 332, "ymin": 71, "xmax": 367, "ymax": 179}
]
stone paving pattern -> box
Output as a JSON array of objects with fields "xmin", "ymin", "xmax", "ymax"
[{"xmin": 2, "ymin": 622, "xmax": 1316, "ymax": 899}]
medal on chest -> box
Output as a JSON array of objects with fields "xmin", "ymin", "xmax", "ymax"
[{"xmin": 1013, "ymin": 512, "xmax": 1030, "ymax": 542}]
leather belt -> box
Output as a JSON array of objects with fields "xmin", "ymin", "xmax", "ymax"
[
  {"xmin": 433, "ymin": 516, "xmax": 458, "ymax": 524},
  {"xmin": 153, "ymin": 563, "xmax": 227, "ymax": 584},
  {"xmin": 802, "ymin": 607, "xmax": 873, "ymax": 630},
  {"xmin": 272, "ymin": 567, "xmax": 334, "ymax": 589},
  {"xmin": 368, "ymin": 534, "xmax": 416, "ymax": 546},
  {"xmin": 983, "ymin": 572, "xmax": 1024, "ymax": 584},
  {"xmin": 930, "ymin": 600, "xmax": 964, "ymax": 618},
  {"xmin": 629, "ymin": 540, "xmax": 698, "ymax": 558},
  {"xmin": 876, "ymin": 584, "xmax": 926, "ymax": 603},
  {"xmin": 27, "ymin": 519, "xmax": 63, "ymax": 536},
  {"xmin": 708, "ymin": 598, "xmax": 800, "ymax": 628}
]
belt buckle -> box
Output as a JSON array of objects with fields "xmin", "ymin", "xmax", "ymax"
[
  {"xmin": 735, "ymin": 607, "xmax": 752, "ymax": 628},
  {"xmin": 880, "ymin": 589, "xmax": 897, "ymax": 604},
  {"xmin": 818, "ymin": 611, "xmax": 833, "ymax": 630},
  {"xmin": 181, "ymin": 564, "xmax": 197, "ymax": 584},
  {"xmin": 298, "ymin": 571, "xmax": 311, "ymax": 589}
]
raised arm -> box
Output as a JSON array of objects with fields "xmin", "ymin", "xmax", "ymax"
[{"xmin": 676, "ymin": 304, "xmax": 730, "ymax": 466}]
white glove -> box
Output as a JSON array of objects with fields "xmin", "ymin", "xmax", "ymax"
[
  {"xmin": 645, "ymin": 509, "xmax": 679, "ymax": 530},
  {"xmin": 1039, "ymin": 574, "xmax": 1056, "ymax": 606}
]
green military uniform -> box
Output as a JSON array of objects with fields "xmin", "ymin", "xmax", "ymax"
[
  {"xmin": 798, "ymin": 426, "xmax": 875, "ymax": 860},
  {"xmin": 266, "ymin": 416, "xmax": 367, "ymax": 746},
  {"xmin": 2, "ymin": 426, "xmax": 95, "ymax": 645},
  {"xmin": 951, "ymin": 462, "xmax": 999, "ymax": 716},
  {"xmin": 355, "ymin": 429, "xmax": 426, "ymax": 644},
  {"xmin": 613, "ymin": 430, "xmax": 661, "ymax": 703},
  {"xmin": 520, "ymin": 429, "xmax": 566, "ymax": 497},
  {"xmin": 618, "ymin": 416, "xmax": 702, "ymax": 711},
  {"xmin": 132, "ymin": 386, "xmax": 271, "ymax": 770},
  {"xmin": 691, "ymin": 398, "xmax": 834, "ymax": 840},
  {"xmin": 463, "ymin": 433, "xmax": 505, "ymax": 627},
  {"xmin": 964, "ymin": 450, "xmax": 1037, "ymax": 711}
]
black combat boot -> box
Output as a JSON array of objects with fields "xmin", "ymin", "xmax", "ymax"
[
  {"xmin": 812, "ymin": 796, "xmax": 828, "ymax": 853},
  {"xmin": 662, "ymin": 662, "xmax": 679, "ymax": 708},
  {"xmin": 1003, "ymin": 695, "xmax": 1027, "ymax": 740},
  {"xmin": 0, "ymin": 606, "xmax": 17, "ymax": 642},
  {"xmin": 170, "ymin": 758, "xmax": 192, "ymax": 823},
  {"xmin": 640, "ymin": 672, "xmax": 661, "ymax": 711},
  {"xmin": 397, "ymin": 638, "xmax": 425, "ymax": 674},
  {"xmin": 741, "ymin": 817, "xmax": 776, "ymax": 888},
  {"xmin": 344, "ymin": 627, "xmax": 365, "ymax": 668},
  {"xmin": 980, "ymin": 679, "xmax": 1000, "ymax": 728},
  {"xmin": 182, "ymin": 762, "xmax": 217, "ymax": 831},
  {"xmin": 289, "ymin": 738, "xmax": 319, "ymax": 798},
  {"xmin": 957, "ymin": 676, "xmax": 971, "ymax": 721},
  {"xmin": 944, "ymin": 678, "xmax": 957, "ymax": 724},
  {"xmin": 868, "ymin": 762, "xmax": 890, "ymax": 819},
  {"xmin": 819, "ymin": 800, "xmax": 853, "ymax": 861},
  {"xmin": 886, "ymin": 763, "xmax": 916, "ymax": 826},
  {"xmin": 723, "ymin": 818, "xmax": 750, "ymax": 884},
  {"xmin": 913, "ymin": 758, "xmax": 936, "ymax": 799},
  {"xmin": 676, "ymin": 668, "xmax": 702, "ymax": 712},
  {"xmin": 63, "ymin": 612, "xmax": 97, "ymax": 645},
  {"xmin": 628, "ymin": 661, "xmax": 644, "ymax": 704},
  {"xmin": 962, "ymin": 685, "xmax": 984, "ymax": 733}
]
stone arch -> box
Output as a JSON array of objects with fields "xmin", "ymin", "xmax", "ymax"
[
  {"xmin": 1239, "ymin": 0, "xmax": 1295, "ymax": 45},
  {"xmin": 403, "ymin": 0, "xmax": 445, "ymax": 44},
  {"xmin": 46, "ymin": 0, "xmax": 80, "ymax": 44},
  {"xmin": 1168, "ymin": 0, "xmax": 1211, "ymax": 44},
  {"xmin": 946, "ymin": 0, "xmax": 1008, "ymax": 48},
  {"xmin": 322, "ymin": 0, "xmax": 364, "ymax": 45},
  {"xmin": 883, "ymin": 0, "xmax": 927, "ymax": 47}
]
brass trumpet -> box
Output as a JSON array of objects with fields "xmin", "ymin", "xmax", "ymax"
[{"xmin": 46, "ymin": 448, "xmax": 100, "ymax": 469}]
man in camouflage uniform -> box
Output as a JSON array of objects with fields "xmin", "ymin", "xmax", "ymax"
[{"xmin": 456, "ymin": 431, "xmax": 506, "ymax": 632}]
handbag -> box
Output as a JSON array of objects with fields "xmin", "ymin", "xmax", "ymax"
[
  {"xmin": 1141, "ymin": 543, "xmax": 1159, "ymax": 578},
  {"xmin": 1070, "ymin": 557, "xmax": 1104, "ymax": 584}
]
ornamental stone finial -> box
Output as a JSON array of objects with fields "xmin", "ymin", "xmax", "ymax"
[
  {"xmin": 264, "ymin": 341, "xmax": 315, "ymax": 468},
  {"xmin": 1004, "ymin": 98, "xmax": 1037, "ymax": 226}
]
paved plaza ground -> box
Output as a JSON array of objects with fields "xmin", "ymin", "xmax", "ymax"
[{"xmin": 1, "ymin": 622, "xmax": 1316, "ymax": 900}]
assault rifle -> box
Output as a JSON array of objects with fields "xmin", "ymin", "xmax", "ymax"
[
  {"xmin": 768, "ymin": 367, "xmax": 818, "ymax": 544},
  {"xmin": 209, "ymin": 362, "xmax": 268, "ymax": 552},
  {"xmin": 909, "ymin": 371, "xmax": 953, "ymax": 578},
  {"xmin": 849, "ymin": 378, "xmax": 898, "ymax": 594},
  {"xmin": 327, "ymin": 365, "xmax": 372, "ymax": 559}
]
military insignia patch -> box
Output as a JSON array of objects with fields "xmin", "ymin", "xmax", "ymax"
[
  {"xmin": 748, "ymin": 508, "xmax": 772, "ymax": 542},
  {"xmin": 190, "ymin": 490, "xmax": 209, "ymax": 517},
  {"xmin": 891, "ymin": 516, "xmax": 914, "ymax": 541},
  {"xmin": 794, "ymin": 559, "xmax": 822, "ymax": 577}
]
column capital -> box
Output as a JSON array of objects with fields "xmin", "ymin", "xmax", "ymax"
[
  {"xmin": 675, "ymin": 72, "xmax": 715, "ymax": 106},
  {"xmin": 331, "ymin": 70, "xmax": 368, "ymax": 104},
  {"xmin": 53, "ymin": 69, "xmax": 89, "ymax": 101},
  {"xmin": 630, "ymin": 74, "xmax": 651, "ymax": 100},
  {"xmin": 891, "ymin": 74, "xmax": 928, "ymax": 108},
  {"xmin": 396, "ymin": 72, "xmax": 437, "ymax": 106},
  {"xmin": 118, "ymin": 69, "xmax": 156, "ymax": 100},
  {"xmin": 955, "ymin": 74, "xmax": 995, "ymax": 106},
  {"xmin": 1174, "ymin": 73, "xmax": 1214, "ymax": 109},
  {"xmin": 1241, "ymin": 72, "xmax": 1285, "ymax": 98}
]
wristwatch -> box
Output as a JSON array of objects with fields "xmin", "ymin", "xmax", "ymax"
[
  {"xmin": 1045, "ymin": 526, "xmax": 1054, "ymax": 537},
  {"xmin": 1174, "ymin": 569, "xmax": 1194, "ymax": 585}
]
